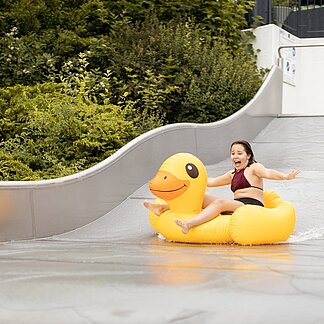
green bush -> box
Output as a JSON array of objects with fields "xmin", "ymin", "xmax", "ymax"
[
  {"xmin": 0, "ymin": 150, "xmax": 35, "ymax": 181},
  {"xmin": 101, "ymin": 0, "xmax": 255, "ymax": 51},
  {"xmin": 178, "ymin": 42, "xmax": 263, "ymax": 122},
  {"xmin": 0, "ymin": 83, "xmax": 139, "ymax": 180},
  {"xmin": 0, "ymin": 3, "xmax": 264, "ymax": 181},
  {"xmin": 57, "ymin": 51, "xmax": 165, "ymax": 134},
  {"xmin": 0, "ymin": 1, "xmax": 256, "ymax": 87},
  {"xmin": 89, "ymin": 17, "xmax": 262, "ymax": 124},
  {"xmin": 0, "ymin": 27, "xmax": 91, "ymax": 87}
]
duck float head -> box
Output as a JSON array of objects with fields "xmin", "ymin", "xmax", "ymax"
[
  {"xmin": 149, "ymin": 153, "xmax": 207, "ymax": 214},
  {"xmin": 147, "ymin": 153, "xmax": 232, "ymax": 243}
]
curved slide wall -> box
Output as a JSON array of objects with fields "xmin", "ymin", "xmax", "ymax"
[{"xmin": 0, "ymin": 66, "xmax": 282, "ymax": 242}]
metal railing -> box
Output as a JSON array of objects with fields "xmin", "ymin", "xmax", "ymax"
[
  {"xmin": 277, "ymin": 43, "xmax": 324, "ymax": 69},
  {"xmin": 278, "ymin": 43, "xmax": 324, "ymax": 58},
  {"xmin": 251, "ymin": 0, "xmax": 324, "ymax": 38}
]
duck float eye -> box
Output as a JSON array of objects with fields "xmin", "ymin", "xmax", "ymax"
[{"xmin": 185, "ymin": 163, "xmax": 199, "ymax": 179}]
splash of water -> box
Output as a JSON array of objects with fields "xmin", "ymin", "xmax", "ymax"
[{"xmin": 288, "ymin": 227, "xmax": 324, "ymax": 243}]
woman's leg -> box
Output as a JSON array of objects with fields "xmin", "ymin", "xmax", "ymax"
[
  {"xmin": 144, "ymin": 193, "xmax": 216, "ymax": 216},
  {"xmin": 144, "ymin": 193, "xmax": 221, "ymax": 217},
  {"xmin": 202, "ymin": 194, "xmax": 219, "ymax": 208},
  {"xmin": 174, "ymin": 198, "xmax": 243, "ymax": 234},
  {"xmin": 144, "ymin": 200, "xmax": 169, "ymax": 216}
]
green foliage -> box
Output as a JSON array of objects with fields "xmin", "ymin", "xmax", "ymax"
[
  {"xmin": 102, "ymin": 0, "xmax": 256, "ymax": 52},
  {"xmin": 0, "ymin": 83, "xmax": 138, "ymax": 180},
  {"xmin": 76, "ymin": 0, "xmax": 115, "ymax": 37},
  {"xmin": 0, "ymin": 26, "xmax": 92, "ymax": 87},
  {"xmin": 58, "ymin": 51, "xmax": 165, "ymax": 134},
  {"xmin": 0, "ymin": 0, "xmax": 256, "ymax": 83},
  {"xmin": 178, "ymin": 42, "xmax": 262, "ymax": 123},
  {"xmin": 0, "ymin": 0, "xmax": 113, "ymax": 36},
  {"xmin": 0, "ymin": 28, "xmax": 54, "ymax": 86},
  {"xmin": 272, "ymin": 0, "xmax": 296, "ymax": 7},
  {"xmin": 91, "ymin": 17, "xmax": 262, "ymax": 124},
  {"xmin": 0, "ymin": 150, "xmax": 35, "ymax": 181},
  {"xmin": 0, "ymin": 1, "xmax": 264, "ymax": 180}
]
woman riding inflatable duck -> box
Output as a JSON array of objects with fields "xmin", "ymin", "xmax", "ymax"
[{"xmin": 145, "ymin": 140, "xmax": 300, "ymax": 244}]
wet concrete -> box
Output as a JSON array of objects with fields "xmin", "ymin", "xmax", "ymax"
[
  {"xmin": 1, "ymin": 238, "xmax": 324, "ymax": 323},
  {"xmin": 1, "ymin": 117, "xmax": 324, "ymax": 323}
]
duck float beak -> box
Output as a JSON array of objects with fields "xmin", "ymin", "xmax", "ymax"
[{"xmin": 149, "ymin": 170, "xmax": 190, "ymax": 201}]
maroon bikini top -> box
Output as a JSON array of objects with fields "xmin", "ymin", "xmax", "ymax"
[{"xmin": 231, "ymin": 168, "xmax": 263, "ymax": 193}]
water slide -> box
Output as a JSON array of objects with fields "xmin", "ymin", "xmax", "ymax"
[{"xmin": 1, "ymin": 28, "xmax": 324, "ymax": 322}]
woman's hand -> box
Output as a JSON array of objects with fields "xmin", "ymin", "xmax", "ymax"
[
  {"xmin": 285, "ymin": 169, "xmax": 301, "ymax": 180},
  {"xmin": 253, "ymin": 163, "xmax": 301, "ymax": 181}
]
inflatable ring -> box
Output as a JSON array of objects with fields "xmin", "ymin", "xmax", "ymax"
[{"xmin": 148, "ymin": 153, "xmax": 296, "ymax": 245}]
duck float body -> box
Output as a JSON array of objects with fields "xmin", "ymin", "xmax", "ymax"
[{"xmin": 148, "ymin": 153, "xmax": 296, "ymax": 245}]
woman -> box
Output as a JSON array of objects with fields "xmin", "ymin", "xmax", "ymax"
[{"xmin": 144, "ymin": 140, "xmax": 301, "ymax": 234}]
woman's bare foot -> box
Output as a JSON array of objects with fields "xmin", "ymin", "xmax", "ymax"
[
  {"xmin": 144, "ymin": 200, "xmax": 169, "ymax": 216},
  {"xmin": 174, "ymin": 219, "xmax": 191, "ymax": 234}
]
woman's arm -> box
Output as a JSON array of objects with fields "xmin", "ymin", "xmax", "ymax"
[
  {"xmin": 207, "ymin": 171, "xmax": 232, "ymax": 187},
  {"xmin": 253, "ymin": 163, "xmax": 301, "ymax": 180}
]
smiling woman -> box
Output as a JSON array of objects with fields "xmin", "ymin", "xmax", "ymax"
[{"xmin": 144, "ymin": 140, "xmax": 301, "ymax": 237}]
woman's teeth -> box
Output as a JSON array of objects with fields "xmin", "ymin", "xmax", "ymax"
[{"xmin": 235, "ymin": 161, "xmax": 241, "ymax": 166}]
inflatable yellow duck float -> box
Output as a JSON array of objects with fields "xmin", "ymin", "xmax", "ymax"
[{"xmin": 148, "ymin": 153, "xmax": 296, "ymax": 245}]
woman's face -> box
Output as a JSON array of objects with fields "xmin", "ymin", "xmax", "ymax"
[{"xmin": 231, "ymin": 144, "xmax": 251, "ymax": 170}]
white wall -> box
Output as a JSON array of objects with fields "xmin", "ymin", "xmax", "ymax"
[{"xmin": 252, "ymin": 24, "xmax": 324, "ymax": 116}]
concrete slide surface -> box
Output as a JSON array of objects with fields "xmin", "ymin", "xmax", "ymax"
[{"xmin": 0, "ymin": 116, "xmax": 324, "ymax": 324}]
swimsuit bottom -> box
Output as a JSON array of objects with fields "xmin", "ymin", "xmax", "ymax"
[
  {"xmin": 234, "ymin": 197, "xmax": 264, "ymax": 207},
  {"xmin": 221, "ymin": 197, "xmax": 265, "ymax": 215}
]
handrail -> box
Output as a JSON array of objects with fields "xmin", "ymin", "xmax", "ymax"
[{"xmin": 278, "ymin": 44, "xmax": 324, "ymax": 58}]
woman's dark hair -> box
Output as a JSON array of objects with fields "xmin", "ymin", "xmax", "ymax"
[{"xmin": 230, "ymin": 140, "xmax": 256, "ymax": 167}]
